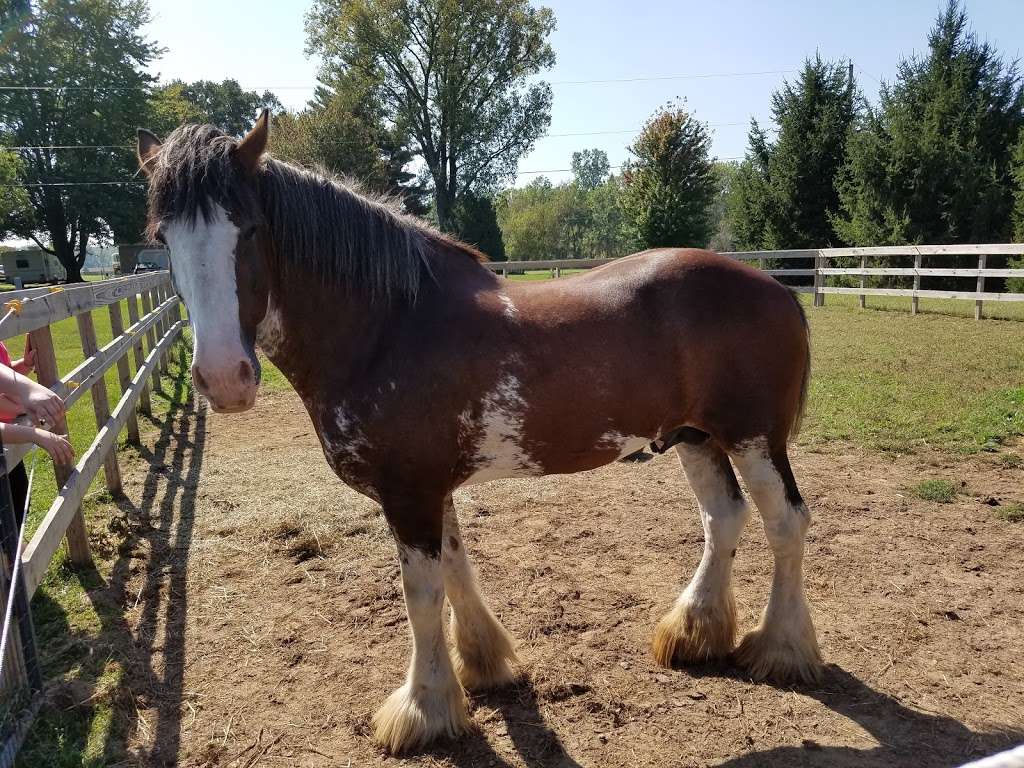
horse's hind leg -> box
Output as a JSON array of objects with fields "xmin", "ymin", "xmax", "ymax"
[
  {"xmin": 729, "ymin": 438, "xmax": 822, "ymax": 683},
  {"xmin": 653, "ymin": 438, "xmax": 751, "ymax": 667},
  {"xmin": 442, "ymin": 497, "xmax": 519, "ymax": 690}
]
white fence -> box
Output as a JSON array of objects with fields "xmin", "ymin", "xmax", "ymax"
[{"xmin": 484, "ymin": 244, "xmax": 1024, "ymax": 319}]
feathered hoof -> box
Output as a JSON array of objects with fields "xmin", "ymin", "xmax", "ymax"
[
  {"xmin": 450, "ymin": 612, "xmax": 520, "ymax": 691},
  {"xmin": 734, "ymin": 622, "xmax": 823, "ymax": 684},
  {"xmin": 371, "ymin": 681, "xmax": 470, "ymax": 755},
  {"xmin": 652, "ymin": 595, "xmax": 737, "ymax": 668}
]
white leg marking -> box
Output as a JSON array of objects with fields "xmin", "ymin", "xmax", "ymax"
[
  {"xmin": 730, "ymin": 437, "xmax": 821, "ymax": 682},
  {"xmin": 372, "ymin": 544, "xmax": 469, "ymax": 753},
  {"xmin": 442, "ymin": 499, "xmax": 518, "ymax": 690},
  {"xmin": 654, "ymin": 443, "xmax": 750, "ymax": 665}
]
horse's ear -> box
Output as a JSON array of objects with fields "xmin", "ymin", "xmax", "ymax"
[
  {"xmin": 235, "ymin": 108, "xmax": 270, "ymax": 174},
  {"xmin": 137, "ymin": 129, "xmax": 162, "ymax": 176}
]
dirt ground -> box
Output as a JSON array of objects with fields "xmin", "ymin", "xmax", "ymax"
[{"xmin": 101, "ymin": 389, "xmax": 1024, "ymax": 767}]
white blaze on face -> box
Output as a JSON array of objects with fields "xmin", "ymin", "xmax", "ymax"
[{"xmin": 163, "ymin": 203, "xmax": 257, "ymax": 412}]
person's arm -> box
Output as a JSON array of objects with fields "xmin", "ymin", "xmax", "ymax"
[
  {"xmin": 0, "ymin": 423, "xmax": 74, "ymax": 464},
  {"xmin": 0, "ymin": 394, "xmax": 22, "ymax": 421},
  {"xmin": 0, "ymin": 365, "xmax": 64, "ymax": 426}
]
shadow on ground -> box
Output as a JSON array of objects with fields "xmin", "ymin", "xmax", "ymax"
[{"xmin": 18, "ymin": 344, "xmax": 205, "ymax": 767}]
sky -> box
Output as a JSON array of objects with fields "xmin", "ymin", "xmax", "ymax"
[{"xmin": 137, "ymin": 0, "xmax": 1024, "ymax": 186}]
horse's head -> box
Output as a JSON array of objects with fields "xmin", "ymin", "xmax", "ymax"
[{"xmin": 137, "ymin": 111, "xmax": 273, "ymax": 413}]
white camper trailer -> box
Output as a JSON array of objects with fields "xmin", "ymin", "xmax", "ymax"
[{"xmin": 0, "ymin": 248, "xmax": 67, "ymax": 285}]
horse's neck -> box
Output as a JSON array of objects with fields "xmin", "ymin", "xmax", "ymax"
[{"xmin": 259, "ymin": 275, "xmax": 387, "ymax": 405}]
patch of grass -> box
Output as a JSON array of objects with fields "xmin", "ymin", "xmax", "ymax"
[
  {"xmin": 910, "ymin": 478, "xmax": 957, "ymax": 503},
  {"xmin": 995, "ymin": 503, "xmax": 1024, "ymax": 522},
  {"xmin": 997, "ymin": 453, "xmax": 1023, "ymax": 468},
  {"xmin": 796, "ymin": 294, "xmax": 1024, "ymax": 454}
]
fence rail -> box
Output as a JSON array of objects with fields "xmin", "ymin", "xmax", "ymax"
[
  {"xmin": 0, "ymin": 271, "xmax": 183, "ymax": 761},
  {"xmin": 483, "ymin": 244, "xmax": 1024, "ymax": 317}
]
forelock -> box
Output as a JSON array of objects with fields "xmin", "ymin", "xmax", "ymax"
[{"xmin": 144, "ymin": 124, "xmax": 255, "ymax": 240}]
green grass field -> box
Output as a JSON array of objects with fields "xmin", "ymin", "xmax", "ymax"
[{"xmin": 8, "ymin": 273, "xmax": 1024, "ymax": 765}]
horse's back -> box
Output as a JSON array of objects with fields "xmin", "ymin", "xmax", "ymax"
[{"xmin": 492, "ymin": 247, "xmax": 808, "ymax": 452}]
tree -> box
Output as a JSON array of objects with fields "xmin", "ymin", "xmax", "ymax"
[
  {"xmin": 834, "ymin": 1, "xmax": 1024, "ymax": 245},
  {"xmin": 496, "ymin": 177, "xmax": 567, "ymax": 261},
  {"xmin": 571, "ymin": 149, "xmax": 610, "ymax": 192},
  {"xmin": 164, "ymin": 80, "xmax": 282, "ymax": 137},
  {"xmin": 728, "ymin": 56, "xmax": 858, "ymax": 250},
  {"xmin": 582, "ymin": 174, "xmax": 635, "ymax": 257},
  {"xmin": 272, "ymin": 76, "xmax": 429, "ymax": 214},
  {"xmin": 451, "ymin": 192, "xmax": 505, "ymax": 260},
  {"xmin": 0, "ymin": 149, "xmax": 30, "ymax": 237},
  {"xmin": 0, "ymin": 0, "xmax": 160, "ymax": 281},
  {"xmin": 620, "ymin": 102, "xmax": 715, "ymax": 248},
  {"xmin": 1010, "ymin": 130, "xmax": 1024, "ymax": 292},
  {"xmin": 708, "ymin": 161, "xmax": 739, "ymax": 252},
  {"xmin": 306, "ymin": 0, "xmax": 556, "ymax": 231},
  {"xmin": 1013, "ymin": 129, "xmax": 1024, "ymax": 242}
]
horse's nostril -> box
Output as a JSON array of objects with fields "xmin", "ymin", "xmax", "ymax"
[
  {"xmin": 237, "ymin": 360, "xmax": 254, "ymax": 384},
  {"xmin": 193, "ymin": 367, "xmax": 209, "ymax": 392}
]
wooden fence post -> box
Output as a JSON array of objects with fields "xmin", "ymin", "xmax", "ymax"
[
  {"xmin": 976, "ymin": 253, "xmax": 986, "ymax": 320},
  {"xmin": 107, "ymin": 301, "xmax": 140, "ymax": 445},
  {"xmin": 126, "ymin": 293, "xmax": 152, "ymax": 417},
  {"xmin": 77, "ymin": 311, "xmax": 122, "ymax": 494},
  {"xmin": 140, "ymin": 289, "xmax": 162, "ymax": 394},
  {"xmin": 153, "ymin": 285, "xmax": 169, "ymax": 375},
  {"xmin": 911, "ymin": 251, "xmax": 922, "ymax": 315},
  {"xmin": 813, "ymin": 252, "xmax": 824, "ymax": 307},
  {"xmin": 859, "ymin": 253, "xmax": 867, "ymax": 309},
  {"xmin": 28, "ymin": 326, "xmax": 91, "ymax": 567}
]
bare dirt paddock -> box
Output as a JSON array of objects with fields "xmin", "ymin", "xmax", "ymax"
[{"xmin": 107, "ymin": 390, "xmax": 1024, "ymax": 767}]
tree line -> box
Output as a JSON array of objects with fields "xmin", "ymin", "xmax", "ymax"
[{"xmin": 1, "ymin": 0, "xmax": 1023, "ymax": 281}]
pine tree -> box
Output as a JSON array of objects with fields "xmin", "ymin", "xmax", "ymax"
[
  {"xmin": 451, "ymin": 192, "xmax": 505, "ymax": 261},
  {"xmin": 727, "ymin": 56, "xmax": 858, "ymax": 250},
  {"xmin": 834, "ymin": 1, "xmax": 1024, "ymax": 245},
  {"xmin": 620, "ymin": 102, "xmax": 715, "ymax": 248}
]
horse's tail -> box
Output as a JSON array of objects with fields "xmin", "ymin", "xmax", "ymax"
[{"xmin": 789, "ymin": 289, "xmax": 811, "ymax": 440}]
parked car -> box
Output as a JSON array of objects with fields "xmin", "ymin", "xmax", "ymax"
[{"xmin": 133, "ymin": 262, "xmax": 161, "ymax": 274}]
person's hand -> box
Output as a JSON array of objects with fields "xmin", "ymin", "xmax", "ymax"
[
  {"xmin": 33, "ymin": 429, "xmax": 73, "ymax": 465},
  {"xmin": 23, "ymin": 384, "xmax": 64, "ymax": 428},
  {"xmin": 14, "ymin": 347, "xmax": 36, "ymax": 374}
]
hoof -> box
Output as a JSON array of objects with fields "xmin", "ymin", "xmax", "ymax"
[
  {"xmin": 734, "ymin": 620, "xmax": 823, "ymax": 684},
  {"xmin": 652, "ymin": 593, "xmax": 737, "ymax": 667},
  {"xmin": 450, "ymin": 612, "xmax": 520, "ymax": 691},
  {"xmin": 371, "ymin": 681, "xmax": 470, "ymax": 754}
]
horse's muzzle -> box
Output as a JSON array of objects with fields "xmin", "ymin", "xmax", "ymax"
[{"xmin": 192, "ymin": 358, "xmax": 258, "ymax": 413}]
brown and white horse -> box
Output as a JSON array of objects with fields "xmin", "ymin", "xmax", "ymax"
[{"xmin": 138, "ymin": 111, "xmax": 821, "ymax": 754}]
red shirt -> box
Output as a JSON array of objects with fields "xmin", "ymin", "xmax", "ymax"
[{"xmin": 0, "ymin": 341, "xmax": 16, "ymax": 424}]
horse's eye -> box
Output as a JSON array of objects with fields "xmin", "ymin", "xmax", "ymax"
[
  {"xmin": 240, "ymin": 224, "xmax": 258, "ymax": 240},
  {"xmin": 154, "ymin": 227, "xmax": 166, "ymax": 245}
]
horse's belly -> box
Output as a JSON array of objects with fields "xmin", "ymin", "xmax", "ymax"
[{"xmin": 460, "ymin": 424, "xmax": 650, "ymax": 486}]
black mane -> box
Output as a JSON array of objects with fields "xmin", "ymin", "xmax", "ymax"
[{"xmin": 145, "ymin": 123, "xmax": 482, "ymax": 303}]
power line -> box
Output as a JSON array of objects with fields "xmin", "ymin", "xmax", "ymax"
[
  {"xmin": 0, "ymin": 69, "xmax": 798, "ymax": 92},
  {"xmin": 1, "ymin": 157, "xmax": 746, "ymax": 186},
  {"xmin": 0, "ymin": 180, "xmax": 145, "ymax": 187},
  {"xmin": 4, "ymin": 122, "xmax": 752, "ymax": 153},
  {"xmin": 549, "ymin": 69, "xmax": 796, "ymax": 85}
]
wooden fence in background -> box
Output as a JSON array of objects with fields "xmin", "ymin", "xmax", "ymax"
[
  {"xmin": 0, "ymin": 272, "xmax": 183, "ymax": 760},
  {"xmin": 484, "ymin": 244, "xmax": 1024, "ymax": 318}
]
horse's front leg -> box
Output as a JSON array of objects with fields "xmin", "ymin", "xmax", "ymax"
[{"xmin": 372, "ymin": 497, "xmax": 470, "ymax": 754}]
